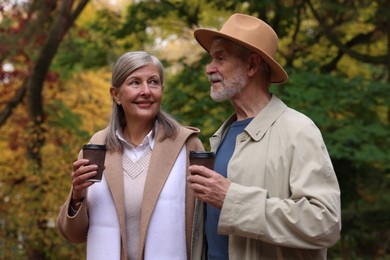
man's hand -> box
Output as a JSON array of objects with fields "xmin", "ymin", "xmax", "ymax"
[{"xmin": 187, "ymin": 165, "xmax": 231, "ymax": 209}]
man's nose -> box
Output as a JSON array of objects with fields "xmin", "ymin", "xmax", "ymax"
[{"xmin": 206, "ymin": 62, "xmax": 217, "ymax": 75}]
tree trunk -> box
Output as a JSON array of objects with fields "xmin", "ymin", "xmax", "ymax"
[
  {"xmin": 26, "ymin": 0, "xmax": 89, "ymax": 168},
  {"xmin": 22, "ymin": 0, "xmax": 89, "ymax": 259}
]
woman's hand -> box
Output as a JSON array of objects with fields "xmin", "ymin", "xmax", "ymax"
[{"xmin": 71, "ymin": 159, "xmax": 97, "ymax": 206}]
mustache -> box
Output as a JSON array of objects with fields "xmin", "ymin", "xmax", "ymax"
[{"xmin": 208, "ymin": 73, "xmax": 223, "ymax": 83}]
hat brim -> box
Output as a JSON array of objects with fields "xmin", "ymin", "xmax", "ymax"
[{"xmin": 194, "ymin": 28, "xmax": 288, "ymax": 84}]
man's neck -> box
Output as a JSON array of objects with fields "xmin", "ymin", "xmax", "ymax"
[{"xmin": 231, "ymin": 84, "xmax": 271, "ymax": 121}]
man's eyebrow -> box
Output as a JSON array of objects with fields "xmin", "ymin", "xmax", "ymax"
[{"xmin": 210, "ymin": 49, "xmax": 225, "ymax": 56}]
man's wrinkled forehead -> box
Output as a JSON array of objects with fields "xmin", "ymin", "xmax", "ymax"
[{"xmin": 209, "ymin": 39, "xmax": 235, "ymax": 57}]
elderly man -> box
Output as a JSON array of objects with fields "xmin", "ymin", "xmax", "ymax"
[{"xmin": 188, "ymin": 13, "xmax": 341, "ymax": 259}]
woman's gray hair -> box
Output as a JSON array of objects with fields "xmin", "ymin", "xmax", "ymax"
[{"xmin": 105, "ymin": 51, "xmax": 179, "ymax": 152}]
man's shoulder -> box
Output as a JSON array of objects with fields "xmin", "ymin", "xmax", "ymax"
[
  {"xmin": 272, "ymin": 95, "xmax": 314, "ymax": 126},
  {"xmin": 283, "ymin": 106, "xmax": 314, "ymax": 124},
  {"xmin": 276, "ymin": 106, "xmax": 324, "ymax": 143}
]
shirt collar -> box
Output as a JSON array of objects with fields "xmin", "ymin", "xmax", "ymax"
[{"xmin": 116, "ymin": 123, "xmax": 157, "ymax": 150}]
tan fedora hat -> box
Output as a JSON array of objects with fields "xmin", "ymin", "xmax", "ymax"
[{"xmin": 194, "ymin": 13, "xmax": 288, "ymax": 83}]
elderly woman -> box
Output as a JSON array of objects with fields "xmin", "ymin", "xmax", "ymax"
[{"xmin": 57, "ymin": 51, "xmax": 205, "ymax": 260}]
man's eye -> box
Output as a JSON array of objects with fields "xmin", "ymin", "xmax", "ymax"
[{"xmin": 213, "ymin": 56, "xmax": 223, "ymax": 63}]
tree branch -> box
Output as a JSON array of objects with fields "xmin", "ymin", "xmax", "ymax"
[
  {"xmin": 307, "ymin": 0, "xmax": 387, "ymax": 65},
  {"xmin": 0, "ymin": 81, "xmax": 28, "ymax": 126}
]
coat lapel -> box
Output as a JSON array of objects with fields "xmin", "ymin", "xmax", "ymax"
[{"xmin": 104, "ymin": 150, "xmax": 127, "ymax": 259}]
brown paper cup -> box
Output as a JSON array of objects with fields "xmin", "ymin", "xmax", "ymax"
[
  {"xmin": 82, "ymin": 144, "xmax": 106, "ymax": 182},
  {"xmin": 189, "ymin": 151, "xmax": 215, "ymax": 170}
]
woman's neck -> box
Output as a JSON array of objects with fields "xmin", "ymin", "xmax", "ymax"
[{"xmin": 123, "ymin": 121, "xmax": 154, "ymax": 147}]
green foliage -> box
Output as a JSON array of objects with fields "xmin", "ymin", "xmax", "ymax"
[
  {"xmin": 46, "ymin": 99, "xmax": 90, "ymax": 140},
  {"xmin": 272, "ymin": 72, "xmax": 390, "ymax": 170},
  {"xmin": 52, "ymin": 8, "xmax": 123, "ymax": 79}
]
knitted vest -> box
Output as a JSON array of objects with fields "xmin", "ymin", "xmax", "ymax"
[{"xmin": 123, "ymin": 149, "xmax": 152, "ymax": 259}]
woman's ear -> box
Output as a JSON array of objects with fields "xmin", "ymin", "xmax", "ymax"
[{"xmin": 110, "ymin": 87, "xmax": 121, "ymax": 105}]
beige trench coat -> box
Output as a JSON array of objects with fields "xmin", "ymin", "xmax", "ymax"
[{"xmin": 203, "ymin": 95, "xmax": 341, "ymax": 259}]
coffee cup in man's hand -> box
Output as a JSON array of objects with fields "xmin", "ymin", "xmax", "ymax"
[
  {"xmin": 189, "ymin": 151, "xmax": 215, "ymax": 171},
  {"xmin": 82, "ymin": 144, "xmax": 106, "ymax": 182}
]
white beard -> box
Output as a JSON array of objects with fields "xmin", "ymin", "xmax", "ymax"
[{"xmin": 209, "ymin": 68, "xmax": 247, "ymax": 102}]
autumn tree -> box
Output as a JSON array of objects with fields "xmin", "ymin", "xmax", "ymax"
[{"xmin": 1, "ymin": 0, "xmax": 90, "ymax": 258}]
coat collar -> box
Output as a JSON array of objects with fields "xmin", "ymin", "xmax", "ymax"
[
  {"xmin": 245, "ymin": 95, "xmax": 287, "ymax": 141},
  {"xmin": 210, "ymin": 95, "xmax": 287, "ymax": 148}
]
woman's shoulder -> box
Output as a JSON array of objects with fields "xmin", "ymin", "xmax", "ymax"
[
  {"xmin": 179, "ymin": 125, "xmax": 204, "ymax": 150},
  {"xmin": 180, "ymin": 125, "xmax": 201, "ymax": 135},
  {"xmin": 88, "ymin": 127, "xmax": 109, "ymax": 144},
  {"xmin": 176, "ymin": 125, "xmax": 202, "ymax": 142}
]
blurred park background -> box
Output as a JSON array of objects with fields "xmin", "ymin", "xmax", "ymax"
[{"xmin": 0, "ymin": 0, "xmax": 389, "ymax": 259}]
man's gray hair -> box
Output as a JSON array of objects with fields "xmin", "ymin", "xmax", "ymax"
[{"xmin": 213, "ymin": 37, "xmax": 271, "ymax": 82}]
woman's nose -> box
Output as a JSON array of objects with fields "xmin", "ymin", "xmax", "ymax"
[{"xmin": 139, "ymin": 82, "xmax": 152, "ymax": 95}]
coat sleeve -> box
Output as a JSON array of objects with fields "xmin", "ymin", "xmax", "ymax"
[
  {"xmin": 218, "ymin": 119, "xmax": 341, "ymax": 249},
  {"xmin": 185, "ymin": 133, "xmax": 207, "ymax": 260},
  {"xmin": 56, "ymin": 189, "xmax": 89, "ymax": 243},
  {"xmin": 187, "ymin": 135, "xmax": 205, "ymax": 152},
  {"xmin": 57, "ymin": 129, "xmax": 108, "ymax": 243},
  {"xmin": 56, "ymin": 149, "xmax": 89, "ymax": 243}
]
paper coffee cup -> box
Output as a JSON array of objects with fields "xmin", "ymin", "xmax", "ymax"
[
  {"xmin": 189, "ymin": 151, "xmax": 215, "ymax": 170},
  {"xmin": 82, "ymin": 144, "xmax": 106, "ymax": 182}
]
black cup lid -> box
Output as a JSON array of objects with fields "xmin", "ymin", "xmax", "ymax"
[
  {"xmin": 189, "ymin": 151, "xmax": 215, "ymax": 158},
  {"xmin": 83, "ymin": 144, "xmax": 106, "ymax": 150}
]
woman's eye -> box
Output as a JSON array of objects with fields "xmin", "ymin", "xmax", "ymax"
[
  {"xmin": 149, "ymin": 79, "xmax": 160, "ymax": 88},
  {"xmin": 129, "ymin": 80, "xmax": 140, "ymax": 87}
]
